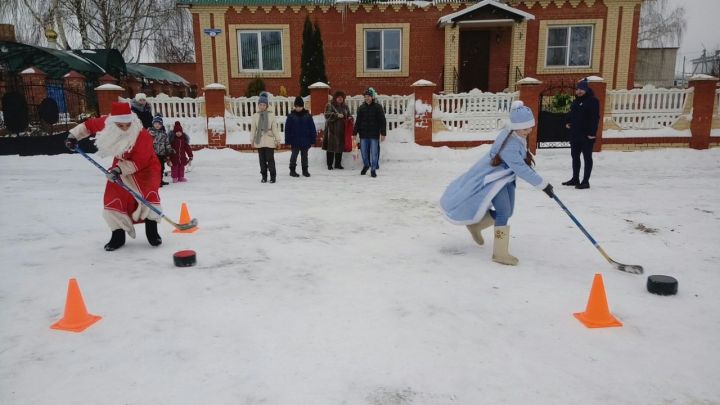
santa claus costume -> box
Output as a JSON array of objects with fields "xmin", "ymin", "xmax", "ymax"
[{"xmin": 66, "ymin": 102, "xmax": 163, "ymax": 251}]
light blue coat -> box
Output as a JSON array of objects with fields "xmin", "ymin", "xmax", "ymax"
[{"xmin": 440, "ymin": 128, "xmax": 548, "ymax": 225}]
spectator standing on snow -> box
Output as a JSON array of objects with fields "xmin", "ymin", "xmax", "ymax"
[
  {"xmin": 169, "ymin": 121, "xmax": 193, "ymax": 183},
  {"xmin": 148, "ymin": 114, "xmax": 173, "ymax": 187},
  {"xmin": 131, "ymin": 93, "xmax": 153, "ymax": 129},
  {"xmin": 251, "ymin": 92, "xmax": 282, "ymax": 183},
  {"xmin": 65, "ymin": 101, "xmax": 163, "ymax": 251},
  {"xmin": 323, "ymin": 90, "xmax": 351, "ymax": 170},
  {"xmin": 563, "ymin": 78, "xmax": 600, "ymax": 189},
  {"xmin": 353, "ymin": 87, "xmax": 386, "ymax": 178},
  {"xmin": 284, "ymin": 96, "xmax": 317, "ymax": 178},
  {"xmin": 440, "ymin": 101, "xmax": 555, "ymax": 266}
]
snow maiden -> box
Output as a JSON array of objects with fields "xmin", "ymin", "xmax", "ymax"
[{"xmin": 440, "ymin": 101, "xmax": 555, "ymax": 265}]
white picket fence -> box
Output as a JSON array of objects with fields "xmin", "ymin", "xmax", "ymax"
[
  {"xmin": 344, "ymin": 95, "xmax": 415, "ymax": 131},
  {"xmin": 225, "ymin": 95, "xmax": 308, "ymax": 134},
  {"xmin": 607, "ymin": 85, "xmax": 692, "ymax": 130},
  {"xmin": 433, "ymin": 89, "xmax": 518, "ymax": 132},
  {"xmin": 120, "ymin": 94, "xmax": 205, "ymax": 119}
]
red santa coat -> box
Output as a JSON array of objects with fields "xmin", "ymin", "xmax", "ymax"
[{"xmin": 82, "ymin": 117, "xmax": 161, "ymax": 226}]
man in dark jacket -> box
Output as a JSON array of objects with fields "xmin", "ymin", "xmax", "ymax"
[
  {"xmin": 563, "ymin": 79, "xmax": 600, "ymax": 189},
  {"xmin": 131, "ymin": 93, "xmax": 154, "ymax": 129},
  {"xmin": 353, "ymin": 87, "xmax": 386, "ymax": 178}
]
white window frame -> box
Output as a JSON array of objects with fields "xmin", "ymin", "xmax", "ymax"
[
  {"xmin": 364, "ymin": 29, "xmax": 402, "ymax": 72},
  {"xmin": 238, "ymin": 30, "xmax": 284, "ymax": 72},
  {"xmin": 545, "ymin": 25, "xmax": 594, "ymax": 68}
]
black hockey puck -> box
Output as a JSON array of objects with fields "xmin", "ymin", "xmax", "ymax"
[
  {"xmin": 647, "ymin": 275, "xmax": 678, "ymax": 296},
  {"xmin": 173, "ymin": 250, "xmax": 197, "ymax": 267}
]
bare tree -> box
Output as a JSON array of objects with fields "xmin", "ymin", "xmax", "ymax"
[
  {"xmin": 153, "ymin": 8, "xmax": 195, "ymax": 63},
  {"xmin": 638, "ymin": 0, "xmax": 686, "ymax": 48},
  {"xmin": 0, "ymin": 0, "xmax": 192, "ymax": 63}
]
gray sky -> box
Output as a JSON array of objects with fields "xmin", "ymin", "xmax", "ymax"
[{"xmin": 671, "ymin": 0, "xmax": 720, "ymax": 74}]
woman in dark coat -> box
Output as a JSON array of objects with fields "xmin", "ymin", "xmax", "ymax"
[
  {"xmin": 323, "ymin": 91, "xmax": 351, "ymax": 170},
  {"xmin": 563, "ymin": 79, "xmax": 600, "ymax": 189},
  {"xmin": 284, "ymin": 96, "xmax": 317, "ymax": 177}
]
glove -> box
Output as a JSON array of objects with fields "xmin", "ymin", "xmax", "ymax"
[
  {"xmin": 542, "ymin": 184, "xmax": 555, "ymax": 199},
  {"xmin": 65, "ymin": 136, "xmax": 78, "ymax": 151},
  {"xmin": 106, "ymin": 166, "xmax": 122, "ymax": 182}
]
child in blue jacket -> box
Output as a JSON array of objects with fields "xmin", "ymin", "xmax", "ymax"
[
  {"xmin": 440, "ymin": 101, "xmax": 555, "ymax": 265},
  {"xmin": 284, "ymin": 96, "xmax": 317, "ymax": 177}
]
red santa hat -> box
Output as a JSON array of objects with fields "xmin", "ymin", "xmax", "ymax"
[{"xmin": 107, "ymin": 102, "xmax": 134, "ymax": 123}]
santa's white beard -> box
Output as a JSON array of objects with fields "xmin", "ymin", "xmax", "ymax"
[{"xmin": 95, "ymin": 118, "xmax": 142, "ymax": 158}]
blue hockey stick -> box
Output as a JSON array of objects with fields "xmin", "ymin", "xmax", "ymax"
[
  {"xmin": 74, "ymin": 146, "xmax": 198, "ymax": 231},
  {"xmin": 553, "ymin": 194, "xmax": 643, "ymax": 274}
]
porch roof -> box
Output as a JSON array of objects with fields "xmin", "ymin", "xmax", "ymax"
[{"xmin": 437, "ymin": 0, "xmax": 534, "ymax": 27}]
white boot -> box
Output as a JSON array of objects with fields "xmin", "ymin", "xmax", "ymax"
[
  {"xmin": 466, "ymin": 212, "xmax": 494, "ymax": 246},
  {"xmin": 492, "ymin": 226, "xmax": 518, "ymax": 266}
]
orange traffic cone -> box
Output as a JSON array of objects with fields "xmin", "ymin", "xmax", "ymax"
[
  {"xmin": 574, "ymin": 273, "xmax": 622, "ymax": 328},
  {"xmin": 173, "ymin": 202, "xmax": 198, "ymax": 233},
  {"xmin": 50, "ymin": 278, "xmax": 102, "ymax": 333}
]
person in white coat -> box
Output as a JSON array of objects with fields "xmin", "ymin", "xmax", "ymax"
[{"xmin": 250, "ymin": 92, "xmax": 282, "ymax": 183}]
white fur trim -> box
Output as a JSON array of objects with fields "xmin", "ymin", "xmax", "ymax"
[
  {"xmin": 103, "ymin": 209, "xmax": 136, "ymax": 238},
  {"xmin": 69, "ymin": 124, "xmax": 91, "ymax": 140},
  {"xmin": 509, "ymin": 119, "xmax": 535, "ymax": 130},
  {"xmin": 442, "ymin": 171, "xmax": 516, "ymax": 226},
  {"xmin": 107, "ymin": 114, "xmax": 134, "ymax": 124},
  {"xmin": 511, "ymin": 100, "xmax": 524, "ymax": 109}
]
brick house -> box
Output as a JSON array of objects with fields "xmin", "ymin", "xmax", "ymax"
[{"xmin": 177, "ymin": 0, "xmax": 642, "ymax": 96}]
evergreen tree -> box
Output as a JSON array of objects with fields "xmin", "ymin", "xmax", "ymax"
[
  {"xmin": 299, "ymin": 16, "xmax": 315, "ymax": 97},
  {"xmin": 312, "ymin": 21, "xmax": 328, "ymax": 87}
]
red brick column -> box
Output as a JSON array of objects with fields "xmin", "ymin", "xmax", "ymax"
[
  {"xmin": 20, "ymin": 67, "xmax": 47, "ymax": 107},
  {"xmin": 688, "ymin": 75, "xmax": 719, "ymax": 150},
  {"xmin": 587, "ymin": 76, "xmax": 607, "ymax": 152},
  {"xmin": 309, "ymin": 82, "xmax": 330, "ymax": 147},
  {"xmin": 63, "ymin": 70, "xmax": 86, "ymax": 119},
  {"xmin": 517, "ymin": 77, "xmax": 542, "ymax": 154},
  {"xmin": 203, "ymin": 83, "xmax": 227, "ymax": 148},
  {"xmin": 411, "ymin": 80, "xmax": 436, "ymax": 146},
  {"xmin": 94, "ymin": 84, "xmax": 125, "ymax": 116}
]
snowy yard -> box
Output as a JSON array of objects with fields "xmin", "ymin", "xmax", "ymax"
[{"xmin": 1, "ymin": 140, "xmax": 719, "ymax": 405}]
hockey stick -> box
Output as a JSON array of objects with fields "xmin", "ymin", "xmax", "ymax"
[
  {"xmin": 552, "ymin": 194, "xmax": 643, "ymax": 275},
  {"xmin": 73, "ymin": 147, "xmax": 198, "ymax": 231}
]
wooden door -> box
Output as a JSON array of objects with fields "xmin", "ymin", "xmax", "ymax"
[{"xmin": 459, "ymin": 30, "xmax": 490, "ymax": 93}]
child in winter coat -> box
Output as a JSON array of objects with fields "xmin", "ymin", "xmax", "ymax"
[
  {"xmin": 148, "ymin": 114, "xmax": 173, "ymax": 187},
  {"xmin": 440, "ymin": 101, "xmax": 555, "ymax": 266},
  {"xmin": 250, "ymin": 92, "xmax": 282, "ymax": 183},
  {"xmin": 284, "ymin": 96, "xmax": 317, "ymax": 178},
  {"xmin": 169, "ymin": 121, "xmax": 193, "ymax": 183}
]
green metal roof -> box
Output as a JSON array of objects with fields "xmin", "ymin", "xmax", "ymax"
[
  {"xmin": 126, "ymin": 63, "xmax": 190, "ymax": 86},
  {"xmin": 72, "ymin": 49, "xmax": 127, "ymax": 79},
  {"xmin": 176, "ymin": 0, "xmax": 465, "ymax": 5},
  {"xmin": 0, "ymin": 41, "xmax": 106, "ymax": 79}
]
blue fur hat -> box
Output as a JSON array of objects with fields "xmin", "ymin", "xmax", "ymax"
[
  {"xmin": 509, "ymin": 100, "xmax": 535, "ymax": 130},
  {"xmin": 576, "ymin": 78, "xmax": 590, "ymax": 92},
  {"xmin": 152, "ymin": 114, "xmax": 163, "ymax": 125},
  {"xmin": 258, "ymin": 91, "xmax": 269, "ymax": 105}
]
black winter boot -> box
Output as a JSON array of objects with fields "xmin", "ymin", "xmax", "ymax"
[
  {"xmin": 104, "ymin": 229, "xmax": 126, "ymax": 251},
  {"xmin": 562, "ymin": 178, "xmax": 580, "ymax": 186},
  {"xmin": 145, "ymin": 219, "xmax": 162, "ymax": 246},
  {"xmin": 575, "ymin": 182, "xmax": 590, "ymax": 189},
  {"xmin": 361, "ymin": 166, "xmax": 369, "ymax": 175},
  {"xmin": 302, "ymin": 169, "xmax": 310, "ymax": 177},
  {"xmin": 289, "ymin": 166, "xmax": 300, "ymax": 177},
  {"xmin": 371, "ymin": 170, "xmax": 377, "ymax": 178}
]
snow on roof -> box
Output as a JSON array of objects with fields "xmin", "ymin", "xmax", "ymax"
[
  {"xmin": 309, "ymin": 82, "xmax": 330, "ymax": 89},
  {"xmin": 204, "ymin": 83, "xmax": 227, "ymax": 90},
  {"xmin": 94, "ymin": 84, "xmax": 124, "ymax": 91},
  {"xmin": 586, "ymin": 76, "xmax": 605, "ymax": 82},
  {"xmin": 516, "ymin": 77, "xmax": 541, "ymax": 84},
  {"xmin": 689, "ymin": 74, "xmax": 718, "ymax": 81},
  {"xmin": 411, "ymin": 79, "xmax": 436, "ymax": 87},
  {"xmin": 20, "ymin": 68, "xmax": 36, "ymax": 74},
  {"xmin": 437, "ymin": 0, "xmax": 534, "ymax": 26}
]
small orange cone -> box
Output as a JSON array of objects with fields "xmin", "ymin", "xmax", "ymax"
[
  {"xmin": 50, "ymin": 278, "xmax": 102, "ymax": 333},
  {"xmin": 173, "ymin": 202, "xmax": 198, "ymax": 233},
  {"xmin": 574, "ymin": 273, "xmax": 622, "ymax": 328}
]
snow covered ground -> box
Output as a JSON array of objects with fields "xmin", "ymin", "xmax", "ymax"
[{"xmin": 1, "ymin": 139, "xmax": 719, "ymax": 405}]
